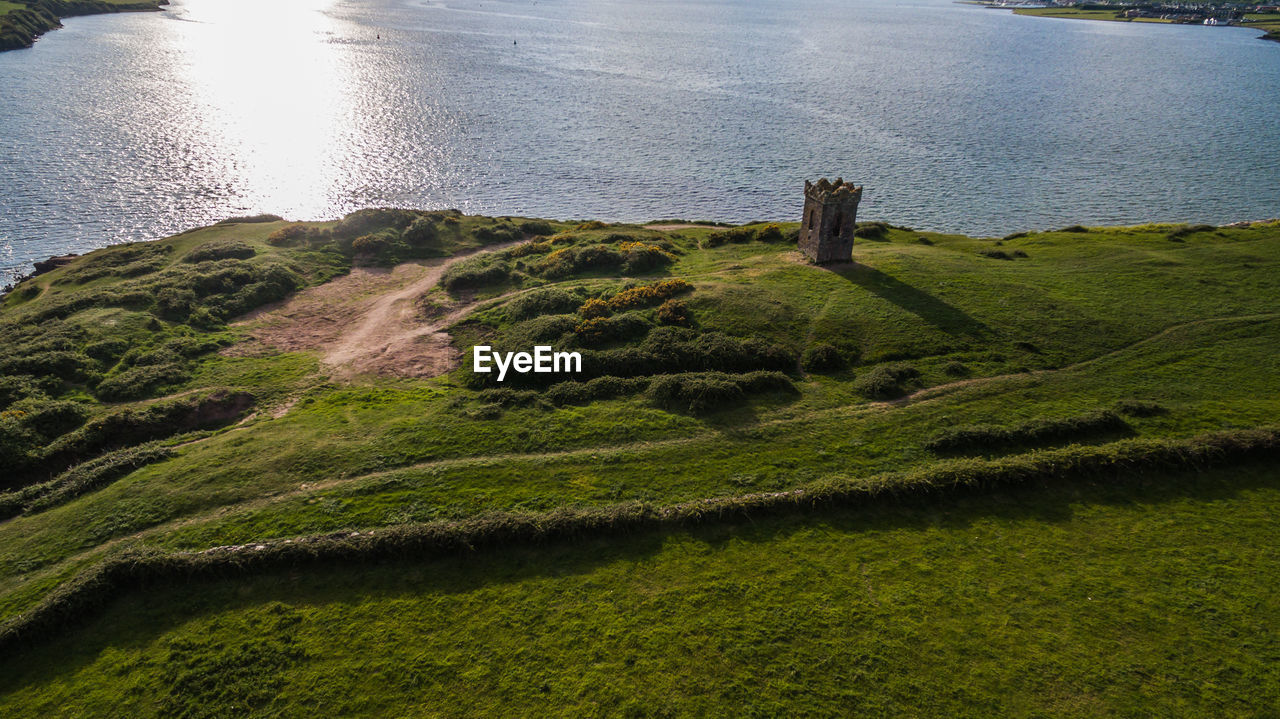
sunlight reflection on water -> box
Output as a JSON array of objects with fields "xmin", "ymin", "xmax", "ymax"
[{"xmin": 1, "ymin": 0, "xmax": 1279, "ymax": 283}]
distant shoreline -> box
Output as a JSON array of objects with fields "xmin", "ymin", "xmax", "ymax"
[
  {"xmin": 968, "ymin": 2, "xmax": 1280, "ymax": 44},
  {"xmin": 0, "ymin": 0, "xmax": 166, "ymax": 53}
]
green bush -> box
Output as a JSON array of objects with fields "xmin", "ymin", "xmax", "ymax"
[
  {"xmin": 656, "ymin": 299, "xmax": 690, "ymax": 326},
  {"xmin": 518, "ymin": 220, "xmax": 556, "ymax": 236},
  {"xmin": 402, "ymin": 217, "xmax": 440, "ymax": 251},
  {"xmin": 441, "ymin": 255, "xmax": 512, "ymax": 291},
  {"xmin": 332, "ymin": 208, "xmax": 417, "ymax": 239},
  {"xmin": 854, "ymin": 363, "xmax": 920, "ymax": 399},
  {"xmin": 573, "ymin": 312, "xmax": 650, "ymax": 346},
  {"xmin": 94, "ymin": 362, "xmax": 191, "ymax": 401},
  {"xmin": 474, "ymin": 223, "xmax": 522, "ymax": 244},
  {"xmin": 506, "ymin": 288, "xmax": 582, "ymax": 320},
  {"xmin": 183, "ymin": 241, "xmax": 256, "ymax": 263},
  {"xmin": 577, "ymin": 298, "xmax": 612, "ymax": 319},
  {"xmin": 853, "ymin": 222, "xmax": 889, "ymax": 239},
  {"xmin": 802, "ymin": 343, "xmax": 844, "ymax": 372},
  {"xmin": 507, "ymin": 315, "xmax": 577, "ymax": 345},
  {"xmin": 645, "ymin": 371, "xmax": 793, "ymax": 413}
]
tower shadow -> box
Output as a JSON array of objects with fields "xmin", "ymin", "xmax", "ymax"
[{"xmin": 823, "ymin": 261, "xmax": 991, "ymax": 337}]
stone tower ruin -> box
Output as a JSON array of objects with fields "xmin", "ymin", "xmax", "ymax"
[{"xmin": 799, "ymin": 178, "xmax": 862, "ymax": 263}]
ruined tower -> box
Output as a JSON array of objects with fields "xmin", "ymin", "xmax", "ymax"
[{"xmin": 799, "ymin": 178, "xmax": 862, "ymax": 263}]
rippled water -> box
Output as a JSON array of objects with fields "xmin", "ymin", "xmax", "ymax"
[{"xmin": 2, "ymin": 0, "xmax": 1279, "ymax": 284}]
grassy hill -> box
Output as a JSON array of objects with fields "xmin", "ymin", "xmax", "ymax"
[{"xmin": 0, "ymin": 211, "xmax": 1276, "ymax": 715}]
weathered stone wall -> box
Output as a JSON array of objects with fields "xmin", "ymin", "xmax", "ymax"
[{"xmin": 799, "ymin": 178, "xmax": 861, "ymax": 263}]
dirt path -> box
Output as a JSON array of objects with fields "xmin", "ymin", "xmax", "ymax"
[{"xmin": 234, "ymin": 242, "xmax": 521, "ymax": 379}]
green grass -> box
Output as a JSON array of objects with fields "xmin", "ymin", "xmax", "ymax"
[
  {"xmin": 0, "ymin": 463, "xmax": 1276, "ymax": 716},
  {"xmin": 0, "ymin": 214, "xmax": 1277, "ymax": 713}
]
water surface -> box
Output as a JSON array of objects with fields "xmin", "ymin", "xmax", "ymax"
[{"xmin": 2, "ymin": 0, "xmax": 1279, "ymax": 284}]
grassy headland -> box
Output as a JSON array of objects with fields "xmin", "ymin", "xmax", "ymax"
[
  {"xmin": 0, "ymin": 210, "xmax": 1277, "ymax": 714},
  {"xmin": 0, "ymin": 0, "xmax": 164, "ymax": 52},
  {"xmin": 979, "ymin": 3, "xmax": 1280, "ymax": 43}
]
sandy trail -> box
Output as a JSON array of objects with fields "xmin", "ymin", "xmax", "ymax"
[{"xmin": 234, "ymin": 242, "xmax": 521, "ymax": 379}]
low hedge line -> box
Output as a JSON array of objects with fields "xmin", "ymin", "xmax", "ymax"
[
  {"xmin": 925, "ymin": 409, "xmax": 1130, "ymax": 453},
  {"xmin": 0, "ymin": 443, "xmax": 174, "ymax": 521},
  {"xmin": 0, "ymin": 426, "xmax": 1275, "ymax": 652}
]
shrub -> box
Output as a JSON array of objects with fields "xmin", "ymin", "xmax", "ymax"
[
  {"xmin": 942, "ymin": 360, "xmax": 970, "ymax": 377},
  {"xmin": 441, "ymin": 256, "xmax": 511, "ymax": 291},
  {"xmin": 402, "ymin": 217, "xmax": 440, "ymax": 249},
  {"xmin": 545, "ymin": 376, "xmax": 652, "ymax": 406},
  {"xmin": 853, "ymin": 222, "xmax": 889, "ymax": 239},
  {"xmin": 518, "ymin": 220, "xmax": 556, "ymax": 236},
  {"xmin": 855, "ymin": 363, "xmax": 920, "ymax": 399},
  {"xmin": 475, "ymin": 223, "xmax": 522, "ymax": 244},
  {"xmin": 978, "ymin": 248, "xmax": 1012, "ymax": 260},
  {"xmin": 351, "ymin": 233, "xmax": 393, "ymax": 256},
  {"xmin": 577, "ymin": 298, "xmax": 612, "ymax": 319},
  {"xmin": 925, "ymin": 410, "xmax": 1130, "ymax": 454},
  {"xmin": 618, "ymin": 242, "xmax": 674, "ymax": 274},
  {"xmin": 505, "ymin": 241, "xmax": 552, "ymax": 259},
  {"xmin": 506, "ymin": 288, "xmax": 581, "ymax": 320},
  {"xmin": 656, "ymin": 299, "xmax": 690, "ymax": 326},
  {"xmin": 0, "ymin": 375, "xmax": 49, "ymax": 411},
  {"xmin": 575, "ymin": 221, "xmax": 608, "ymax": 231},
  {"xmin": 0, "ymin": 350, "xmax": 97, "ymax": 382},
  {"xmin": 155, "ymin": 287, "xmax": 197, "ymax": 320},
  {"xmin": 573, "ymin": 313, "xmax": 650, "ymax": 345},
  {"xmin": 39, "ymin": 391, "xmax": 253, "ymax": 479},
  {"xmin": 183, "ymin": 241, "xmax": 256, "ymax": 263},
  {"xmin": 0, "ymin": 443, "xmax": 175, "ymax": 519},
  {"xmin": 608, "ymin": 279, "xmax": 691, "ymax": 310},
  {"xmin": 647, "ymin": 374, "xmax": 742, "ymax": 413},
  {"xmin": 644, "ymin": 371, "xmax": 795, "ymax": 414},
  {"xmin": 333, "ymin": 208, "xmax": 417, "ymax": 239},
  {"xmin": 532, "ymin": 248, "xmax": 579, "ymax": 279},
  {"xmin": 94, "ymin": 362, "xmax": 191, "ymax": 401},
  {"xmin": 507, "ymin": 315, "xmax": 577, "ymax": 344},
  {"xmin": 802, "ymin": 343, "xmax": 844, "ymax": 372},
  {"xmin": 1059, "ymin": 225, "xmax": 1089, "ymax": 233},
  {"xmin": 1002, "ymin": 231, "xmax": 1029, "ymax": 241},
  {"xmin": 576, "ymin": 245, "xmax": 625, "ymax": 271},
  {"xmin": 755, "ymin": 224, "xmax": 787, "ymax": 243},
  {"xmin": 266, "ymin": 224, "xmax": 312, "ymax": 247}
]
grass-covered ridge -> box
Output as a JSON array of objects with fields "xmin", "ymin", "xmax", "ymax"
[
  {"xmin": 0, "ymin": 212, "xmax": 1277, "ymax": 714},
  {"xmin": 0, "ymin": 0, "xmax": 165, "ymax": 52}
]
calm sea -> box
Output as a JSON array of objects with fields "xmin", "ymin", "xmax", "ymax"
[{"xmin": 2, "ymin": 0, "xmax": 1279, "ymax": 284}]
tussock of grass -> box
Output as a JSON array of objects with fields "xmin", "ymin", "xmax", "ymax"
[{"xmin": 925, "ymin": 409, "xmax": 1130, "ymax": 453}]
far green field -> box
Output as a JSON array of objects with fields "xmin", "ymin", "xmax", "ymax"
[
  {"xmin": 0, "ymin": 211, "xmax": 1276, "ymax": 713},
  {"xmin": 1, "ymin": 463, "xmax": 1276, "ymax": 716}
]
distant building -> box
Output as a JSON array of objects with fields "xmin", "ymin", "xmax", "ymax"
[{"xmin": 799, "ymin": 178, "xmax": 862, "ymax": 264}]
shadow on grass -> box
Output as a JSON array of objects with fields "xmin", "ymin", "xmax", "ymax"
[
  {"xmin": 0, "ymin": 460, "xmax": 1276, "ymax": 691},
  {"xmin": 825, "ymin": 262, "xmax": 990, "ymax": 337}
]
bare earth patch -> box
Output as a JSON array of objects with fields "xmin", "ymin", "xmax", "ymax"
[{"xmin": 229, "ymin": 243, "xmax": 519, "ymax": 380}]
